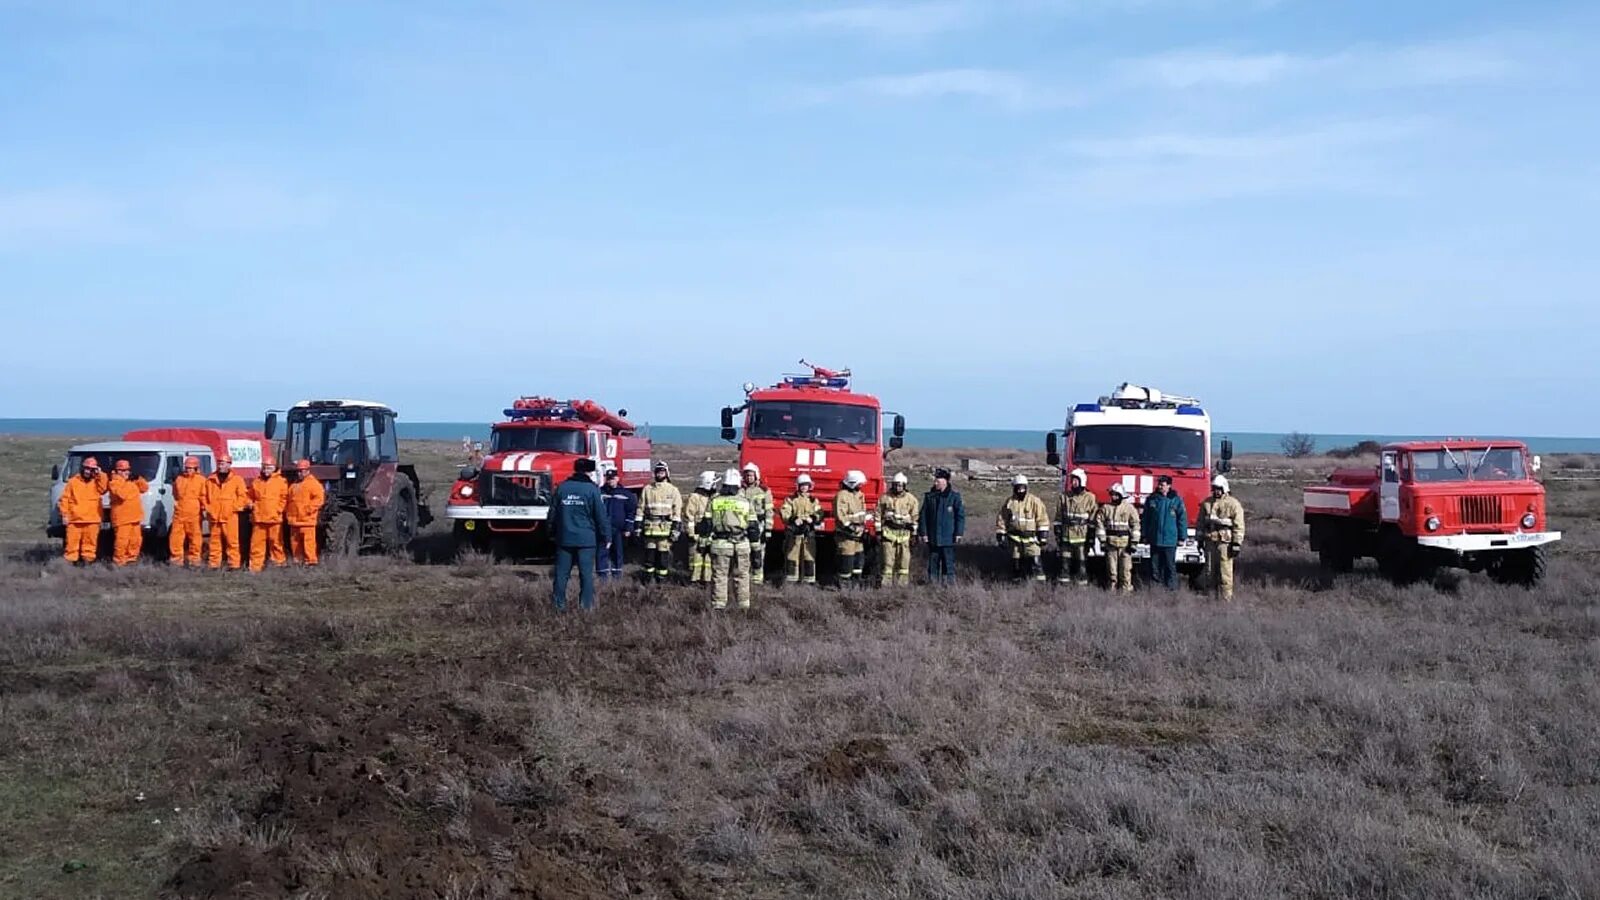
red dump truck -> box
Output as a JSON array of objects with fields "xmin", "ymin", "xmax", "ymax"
[{"xmin": 1303, "ymin": 439, "xmax": 1559, "ymax": 586}]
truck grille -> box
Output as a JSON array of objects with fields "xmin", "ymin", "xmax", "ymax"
[
  {"xmin": 1458, "ymin": 496, "xmax": 1502, "ymax": 526},
  {"xmin": 487, "ymin": 472, "xmax": 550, "ymax": 506}
]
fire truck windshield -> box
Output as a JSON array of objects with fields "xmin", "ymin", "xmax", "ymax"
[
  {"xmin": 1073, "ymin": 425, "xmax": 1206, "ymax": 469},
  {"xmin": 748, "ymin": 401, "xmax": 877, "ymax": 444},
  {"xmin": 491, "ymin": 428, "xmax": 586, "ymax": 454}
]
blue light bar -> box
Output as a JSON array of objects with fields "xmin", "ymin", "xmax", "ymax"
[
  {"xmin": 504, "ymin": 406, "xmax": 579, "ymax": 420},
  {"xmin": 1176, "ymin": 405, "xmax": 1205, "ymax": 416},
  {"xmin": 783, "ymin": 376, "xmax": 850, "ymax": 388},
  {"xmin": 1073, "ymin": 403, "xmax": 1102, "ymax": 413}
]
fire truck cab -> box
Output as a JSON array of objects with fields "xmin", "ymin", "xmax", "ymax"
[
  {"xmin": 719, "ymin": 362, "xmax": 905, "ymax": 544},
  {"xmin": 1045, "ymin": 383, "xmax": 1232, "ymax": 571},
  {"xmin": 446, "ymin": 397, "xmax": 651, "ymax": 555},
  {"xmin": 1304, "ymin": 440, "xmax": 1558, "ymax": 586}
]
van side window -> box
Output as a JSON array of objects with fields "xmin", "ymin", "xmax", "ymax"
[
  {"xmin": 378, "ymin": 419, "xmax": 398, "ymax": 462},
  {"xmin": 166, "ymin": 456, "xmax": 183, "ymax": 483},
  {"xmin": 198, "ymin": 456, "xmax": 214, "ymax": 475}
]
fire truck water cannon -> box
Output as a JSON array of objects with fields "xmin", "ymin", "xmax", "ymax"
[{"xmin": 504, "ymin": 397, "xmax": 637, "ymax": 433}]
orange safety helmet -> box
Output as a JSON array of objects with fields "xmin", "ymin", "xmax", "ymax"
[
  {"xmin": 217, "ymin": 454, "xmax": 233, "ymax": 466},
  {"xmin": 183, "ymin": 456, "xmax": 200, "ymax": 469},
  {"xmin": 296, "ymin": 459, "xmax": 313, "ymax": 472},
  {"xmin": 114, "ymin": 459, "xmax": 131, "ymax": 472},
  {"xmin": 81, "ymin": 456, "xmax": 100, "ymax": 469}
]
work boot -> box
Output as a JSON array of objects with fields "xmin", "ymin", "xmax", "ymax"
[{"xmin": 801, "ymin": 561, "xmax": 817, "ymax": 585}]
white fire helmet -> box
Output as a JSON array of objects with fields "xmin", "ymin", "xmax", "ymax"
[
  {"xmin": 697, "ymin": 471, "xmax": 718, "ymax": 490},
  {"xmin": 1069, "ymin": 468, "xmax": 1088, "ymax": 488},
  {"xmin": 722, "ymin": 468, "xmax": 742, "ymax": 487},
  {"xmin": 742, "ymin": 462, "xmax": 761, "ymax": 476},
  {"xmin": 1212, "ymin": 475, "xmax": 1230, "ymax": 493},
  {"xmin": 892, "ymin": 472, "xmax": 908, "ymax": 485},
  {"xmin": 1108, "ymin": 482, "xmax": 1127, "ymax": 498},
  {"xmin": 796, "ymin": 473, "xmax": 814, "ymax": 487},
  {"xmin": 843, "ymin": 470, "xmax": 866, "ymax": 488},
  {"xmin": 1012, "ymin": 474, "xmax": 1029, "ymax": 487}
]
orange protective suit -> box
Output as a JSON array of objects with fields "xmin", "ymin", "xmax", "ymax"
[
  {"xmin": 58, "ymin": 472, "xmax": 108, "ymax": 563},
  {"xmin": 169, "ymin": 472, "xmax": 207, "ymax": 566},
  {"xmin": 108, "ymin": 475, "xmax": 149, "ymax": 565},
  {"xmin": 204, "ymin": 472, "xmax": 250, "ymax": 570},
  {"xmin": 286, "ymin": 476, "xmax": 326, "ymax": 565},
  {"xmin": 248, "ymin": 474, "xmax": 290, "ymax": 571}
]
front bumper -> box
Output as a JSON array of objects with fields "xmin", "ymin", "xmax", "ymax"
[
  {"xmin": 445, "ymin": 505, "xmax": 550, "ymax": 521},
  {"xmin": 1417, "ymin": 531, "xmax": 1561, "ymax": 552}
]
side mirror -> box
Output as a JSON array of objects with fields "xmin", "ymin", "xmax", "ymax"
[
  {"xmin": 51, "ymin": 463, "xmax": 60, "ymax": 481},
  {"xmin": 1217, "ymin": 437, "xmax": 1234, "ymax": 473},
  {"xmin": 1045, "ymin": 432, "xmax": 1060, "ymax": 467},
  {"xmin": 892, "ymin": 414, "xmax": 906, "ymax": 438},
  {"xmin": 459, "ymin": 465, "xmax": 479, "ymax": 481},
  {"xmin": 263, "ymin": 413, "xmax": 277, "ymax": 440},
  {"xmin": 373, "ymin": 415, "xmax": 387, "ymax": 436},
  {"xmin": 719, "ymin": 407, "xmax": 736, "ymax": 443},
  {"xmin": 888, "ymin": 436, "xmax": 904, "ymax": 451}
]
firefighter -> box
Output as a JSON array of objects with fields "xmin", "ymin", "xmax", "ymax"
[
  {"xmin": 741, "ymin": 463, "xmax": 774, "ymax": 585},
  {"xmin": 997, "ymin": 475, "xmax": 1050, "ymax": 581},
  {"xmin": 681, "ymin": 471, "xmax": 718, "ymax": 584},
  {"xmin": 598, "ymin": 468, "xmax": 637, "ymax": 580},
  {"xmin": 780, "ymin": 473, "xmax": 822, "ymax": 584},
  {"xmin": 248, "ymin": 458, "xmax": 290, "ymax": 572},
  {"xmin": 203, "ymin": 455, "xmax": 250, "ymax": 570},
  {"xmin": 1096, "ymin": 482, "xmax": 1141, "ymax": 593},
  {"xmin": 168, "ymin": 456, "xmax": 206, "ymax": 567},
  {"xmin": 1199, "ymin": 475, "xmax": 1246, "ymax": 601},
  {"xmin": 1055, "ymin": 468, "xmax": 1097, "ymax": 586},
  {"xmin": 286, "ymin": 459, "xmax": 326, "ymax": 565},
  {"xmin": 920, "ymin": 468, "xmax": 965, "ymax": 585},
  {"xmin": 108, "ymin": 459, "xmax": 149, "ymax": 566},
  {"xmin": 877, "ymin": 472, "xmax": 919, "ymax": 586},
  {"xmin": 833, "ymin": 470, "xmax": 870, "ymax": 587},
  {"xmin": 58, "ymin": 456, "xmax": 109, "ymax": 565},
  {"xmin": 635, "ymin": 462, "xmax": 682, "ymax": 583},
  {"xmin": 699, "ymin": 468, "xmax": 758, "ymax": 609}
]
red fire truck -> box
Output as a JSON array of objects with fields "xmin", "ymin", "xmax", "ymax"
[
  {"xmin": 1303, "ymin": 439, "xmax": 1558, "ymax": 586},
  {"xmin": 446, "ymin": 397, "xmax": 652, "ymax": 554},
  {"xmin": 1045, "ymin": 383, "xmax": 1233, "ymax": 573},
  {"xmin": 719, "ymin": 362, "xmax": 905, "ymax": 546}
]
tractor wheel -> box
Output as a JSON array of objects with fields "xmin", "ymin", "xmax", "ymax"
[
  {"xmin": 326, "ymin": 511, "xmax": 361, "ymax": 559},
  {"xmin": 380, "ymin": 484, "xmax": 418, "ymax": 555}
]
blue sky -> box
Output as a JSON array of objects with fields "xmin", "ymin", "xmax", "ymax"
[{"xmin": 2, "ymin": 0, "xmax": 1596, "ymax": 434}]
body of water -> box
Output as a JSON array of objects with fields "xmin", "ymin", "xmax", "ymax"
[{"xmin": 3, "ymin": 418, "xmax": 1598, "ymax": 455}]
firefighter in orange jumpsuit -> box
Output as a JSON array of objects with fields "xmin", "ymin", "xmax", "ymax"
[
  {"xmin": 169, "ymin": 456, "xmax": 207, "ymax": 566},
  {"xmin": 286, "ymin": 459, "xmax": 326, "ymax": 565},
  {"xmin": 58, "ymin": 456, "xmax": 108, "ymax": 564},
  {"xmin": 203, "ymin": 455, "xmax": 250, "ymax": 570},
  {"xmin": 247, "ymin": 458, "xmax": 290, "ymax": 571},
  {"xmin": 107, "ymin": 459, "xmax": 150, "ymax": 565}
]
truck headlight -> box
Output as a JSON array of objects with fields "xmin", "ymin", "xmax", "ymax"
[
  {"xmin": 1521, "ymin": 513, "xmax": 1536, "ymax": 529},
  {"xmin": 1425, "ymin": 516, "xmax": 1441, "ymax": 532},
  {"xmin": 460, "ymin": 485, "xmax": 475, "ymax": 498}
]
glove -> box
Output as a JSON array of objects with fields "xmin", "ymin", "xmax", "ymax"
[
  {"xmin": 1230, "ymin": 543, "xmax": 1242, "ymax": 556},
  {"xmin": 995, "ymin": 533, "xmax": 1006, "ymax": 546},
  {"xmin": 670, "ymin": 524, "xmax": 682, "ymax": 542},
  {"xmin": 746, "ymin": 523, "xmax": 762, "ymax": 542},
  {"xmin": 695, "ymin": 520, "xmax": 712, "ymax": 538},
  {"xmin": 1037, "ymin": 530, "xmax": 1051, "ymax": 546}
]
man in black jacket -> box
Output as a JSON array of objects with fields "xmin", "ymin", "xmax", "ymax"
[
  {"xmin": 549, "ymin": 458, "xmax": 610, "ymax": 611},
  {"xmin": 919, "ymin": 468, "xmax": 966, "ymax": 585}
]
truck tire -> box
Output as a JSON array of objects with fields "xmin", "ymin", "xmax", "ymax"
[
  {"xmin": 380, "ymin": 484, "xmax": 418, "ymax": 555},
  {"xmin": 326, "ymin": 511, "xmax": 361, "ymax": 559},
  {"xmin": 1493, "ymin": 546, "xmax": 1546, "ymax": 588},
  {"xmin": 1317, "ymin": 526, "xmax": 1355, "ymax": 573},
  {"xmin": 1377, "ymin": 529, "xmax": 1419, "ymax": 586}
]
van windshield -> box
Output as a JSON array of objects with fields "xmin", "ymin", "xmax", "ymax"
[
  {"xmin": 491, "ymin": 428, "xmax": 586, "ymax": 454},
  {"xmin": 66, "ymin": 452, "xmax": 160, "ymax": 482},
  {"xmin": 1072, "ymin": 426, "xmax": 1207, "ymax": 470},
  {"xmin": 748, "ymin": 401, "xmax": 877, "ymax": 444}
]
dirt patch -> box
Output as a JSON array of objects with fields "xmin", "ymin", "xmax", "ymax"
[{"xmin": 807, "ymin": 737, "xmax": 897, "ymax": 784}]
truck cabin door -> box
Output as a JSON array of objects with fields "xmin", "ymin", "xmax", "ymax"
[
  {"xmin": 587, "ymin": 431, "xmax": 603, "ymax": 482},
  {"xmin": 1380, "ymin": 450, "xmax": 1402, "ymax": 522}
]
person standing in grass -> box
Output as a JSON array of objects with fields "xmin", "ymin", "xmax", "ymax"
[
  {"xmin": 1096, "ymin": 482, "xmax": 1141, "ymax": 593},
  {"xmin": 107, "ymin": 459, "xmax": 149, "ymax": 566},
  {"xmin": 919, "ymin": 468, "xmax": 965, "ymax": 585},
  {"xmin": 550, "ymin": 457, "xmax": 609, "ymax": 611},
  {"xmin": 1054, "ymin": 468, "xmax": 1097, "ymax": 586},
  {"xmin": 59, "ymin": 457, "xmax": 108, "ymax": 565},
  {"xmin": 598, "ymin": 468, "xmax": 636, "ymax": 580},
  {"xmin": 876, "ymin": 472, "xmax": 920, "ymax": 586},
  {"xmin": 1141, "ymin": 475, "xmax": 1188, "ymax": 590},
  {"xmin": 1200, "ymin": 475, "xmax": 1246, "ymax": 602}
]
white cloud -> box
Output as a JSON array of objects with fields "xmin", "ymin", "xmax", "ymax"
[
  {"xmin": 1120, "ymin": 40, "xmax": 1517, "ymax": 90},
  {"xmin": 802, "ymin": 68, "xmax": 1078, "ymax": 110},
  {"xmin": 1055, "ymin": 118, "xmax": 1430, "ymax": 201}
]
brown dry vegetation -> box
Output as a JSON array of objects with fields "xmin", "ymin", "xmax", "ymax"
[{"xmin": 2, "ymin": 436, "xmax": 1599, "ymax": 899}]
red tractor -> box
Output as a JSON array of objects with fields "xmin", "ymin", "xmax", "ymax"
[
  {"xmin": 445, "ymin": 397, "xmax": 651, "ymax": 556},
  {"xmin": 1303, "ymin": 439, "xmax": 1559, "ymax": 586}
]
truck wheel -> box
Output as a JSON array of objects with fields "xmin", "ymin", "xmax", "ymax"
[
  {"xmin": 380, "ymin": 484, "xmax": 418, "ymax": 554},
  {"xmin": 1495, "ymin": 547, "xmax": 1546, "ymax": 588},
  {"xmin": 1378, "ymin": 530, "xmax": 1419, "ymax": 586},
  {"xmin": 326, "ymin": 511, "xmax": 361, "ymax": 559},
  {"xmin": 1318, "ymin": 538, "xmax": 1354, "ymax": 574}
]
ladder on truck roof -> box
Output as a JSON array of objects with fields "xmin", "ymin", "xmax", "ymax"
[{"xmin": 1102, "ymin": 383, "xmax": 1201, "ymax": 409}]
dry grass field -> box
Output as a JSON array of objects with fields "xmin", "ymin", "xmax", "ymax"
[{"xmin": 2, "ymin": 435, "xmax": 1598, "ymax": 899}]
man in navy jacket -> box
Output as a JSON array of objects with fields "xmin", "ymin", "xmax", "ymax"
[
  {"xmin": 1141, "ymin": 475, "xmax": 1188, "ymax": 590},
  {"xmin": 549, "ymin": 458, "xmax": 610, "ymax": 610},
  {"xmin": 919, "ymin": 468, "xmax": 966, "ymax": 585},
  {"xmin": 598, "ymin": 468, "xmax": 637, "ymax": 580}
]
